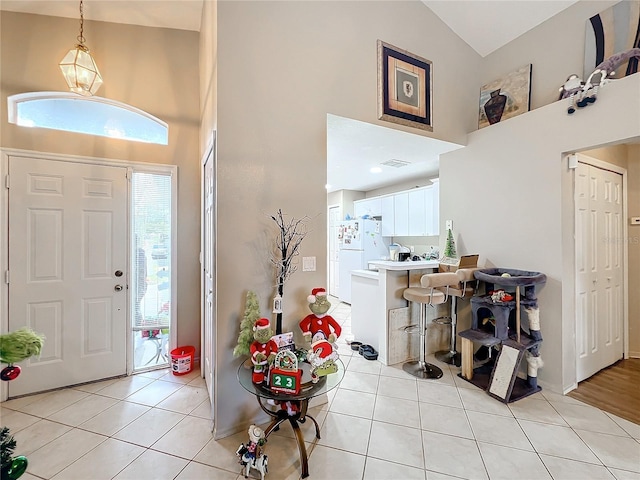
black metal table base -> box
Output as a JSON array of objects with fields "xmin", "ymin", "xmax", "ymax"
[{"xmin": 257, "ymin": 397, "xmax": 320, "ymax": 478}]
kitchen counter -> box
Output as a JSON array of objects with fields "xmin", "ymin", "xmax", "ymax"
[
  {"xmin": 368, "ymin": 260, "xmax": 439, "ymax": 271},
  {"xmin": 350, "ymin": 259, "xmax": 441, "ymax": 365},
  {"xmin": 351, "ymin": 269, "xmax": 379, "ymax": 280}
]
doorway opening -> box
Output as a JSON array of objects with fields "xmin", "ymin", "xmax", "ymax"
[
  {"xmin": 574, "ymin": 153, "xmax": 626, "ymax": 384},
  {"xmin": 131, "ymin": 172, "xmax": 174, "ymax": 371}
]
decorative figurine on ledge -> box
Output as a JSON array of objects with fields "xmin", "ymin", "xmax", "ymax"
[
  {"xmin": 236, "ymin": 424, "xmax": 268, "ymax": 480},
  {"xmin": 250, "ymin": 318, "xmax": 278, "ymax": 384},
  {"xmin": 559, "ymin": 48, "xmax": 640, "ymax": 114}
]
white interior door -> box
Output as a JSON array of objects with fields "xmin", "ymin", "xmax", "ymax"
[
  {"xmin": 202, "ymin": 143, "xmax": 215, "ymax": 419},
  {"xmin": 575, "ymin": 160, "xmax": 624, "ymax": 382},
  {"xmin": 8, "ymin": 156, "xmax": 128, "ymax": 396},
  {"xmin": 328, "ymin": 205, "xmax": 341, "ymax": 297}
]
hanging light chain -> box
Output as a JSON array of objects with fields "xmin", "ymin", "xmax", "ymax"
[{"xmin": 77, "ymin": 0, "xmax": 86, "ymax": 47}]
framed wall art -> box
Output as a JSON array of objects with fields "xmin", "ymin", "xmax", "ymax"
[
  {"xmin": 584, "ymin": 1, "xmax": 640, "ymax": 80},
  {"xmin": 478, "ymin": 64, "xmax": 532, "ymax": 129},
  {"xmin": 377, "ymin": 40, "xmax": 432, "ymax": 131}
]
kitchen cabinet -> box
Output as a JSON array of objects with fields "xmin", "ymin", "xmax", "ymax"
[
  {"xmin": 365, "ymin": 180, "xmax": 439, "ymax": 237},
  {"xmin": 429, "ymin": 180, "xmax": 440, "ymax": 236},
  {"xmin": 408, "ymin": 188, "xmax": 427, "ymax": 236},
  {"xmin": 380, "ymin": 195, "xmax": 394, "ymax": 236},
  {"xmin": 393, "ymin": 192, "xmax": 409, "ymax": 236},
  {"xmin": 354, "ymin": 197, "xmax": 382, "ymax": 218}
]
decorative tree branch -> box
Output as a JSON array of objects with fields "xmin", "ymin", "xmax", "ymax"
[{"xmin": 270, "ymin": 209, "xmax": 309, "ymax": 334}]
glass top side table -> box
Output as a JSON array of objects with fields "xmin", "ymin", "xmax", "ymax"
[{"xmin": 237, "ymin": 358, "xmax": 345, "ymax": 478}]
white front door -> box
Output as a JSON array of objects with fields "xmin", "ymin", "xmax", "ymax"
[
  {"xmin": 575, "ymin": 160, "xmax": 624, "ymax": 382},
  {"xmin": 328, "ymin": 205, "xmax": 341, "ymax": 297},
  {"xmin": 8, "ymin": 156, "xmax": 128, "ymax": 396},
  {"xmin": 202, "ymin": 144, "xmax": 215, "ymax": 420}
]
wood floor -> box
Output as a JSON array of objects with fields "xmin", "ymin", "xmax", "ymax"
[{"xmin": 568, "ymin": 358, "xmax": 640, "ymax": 425}]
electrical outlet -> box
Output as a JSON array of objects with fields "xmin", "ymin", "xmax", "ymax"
[
  {"xmin": 303, "ymin": 256, "xmax": 316, "ymax": 271},
  {"xmin": 446, "ymin": 220, "xmax": 453, "ymax": 231},
  {"xmin": 631, "ymin": 217, "xmax": 640, "ymax": 225}
]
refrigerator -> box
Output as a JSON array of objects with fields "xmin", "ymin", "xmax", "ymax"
[{"xmin": 338, "ymin": 219, "xmax": 390, "ymax": 304}]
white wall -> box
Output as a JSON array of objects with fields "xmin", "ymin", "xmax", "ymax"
[
  {"xmin": 0, "ymin": 11, "xmax": 202, "ymax": 354},
  {"xmin": 440, "ymin": 74, "xmax": 640, "ymax": 393},
  {"xmin": 212, "ymin": 0, "xmax": 481, "ymax": 438}
]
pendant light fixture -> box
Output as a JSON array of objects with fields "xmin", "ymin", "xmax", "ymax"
[{"xmin": 59, "ymin": 0, "xmax": 103, "ymax": 96}]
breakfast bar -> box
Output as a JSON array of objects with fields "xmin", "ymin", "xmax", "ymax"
[{"xmin": 351, "ymin": 260, "xmax": 440, "ymax": 365}]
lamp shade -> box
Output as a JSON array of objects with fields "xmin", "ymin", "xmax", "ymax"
[{"xmin": 59, "ymin": 45, "xmax": 103, "ymax": 96}]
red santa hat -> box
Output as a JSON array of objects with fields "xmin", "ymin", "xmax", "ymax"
[
  {"xmin": 307, "ymin": 287, "xmax": 326, "ymax": 304},
  {"xmin": 253, "ymin": 317, "xmax": 270, "ymax": 331}
]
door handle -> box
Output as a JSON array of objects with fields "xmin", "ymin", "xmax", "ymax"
[{"xmin": 114, "ymin": 285, "xmax": 123, "ymax": 292}]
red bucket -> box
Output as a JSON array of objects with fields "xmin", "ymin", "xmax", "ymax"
[{"xmin": 170, "ymin": 346, "xmax": 195, "ymax": 376}]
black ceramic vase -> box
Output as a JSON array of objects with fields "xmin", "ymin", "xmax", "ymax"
[{"xmin": 484, "ymin": 89, "xmax": 507, "ymax": 125}]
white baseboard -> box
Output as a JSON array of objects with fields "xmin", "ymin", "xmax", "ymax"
[{"xmin": 212, "ymin": 412, "xmax": 271, "ymax": 440}]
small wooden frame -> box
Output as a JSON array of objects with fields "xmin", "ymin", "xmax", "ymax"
[{"xmin": 487, "ymin": 340, "xmax": 526, "ymax": 402}]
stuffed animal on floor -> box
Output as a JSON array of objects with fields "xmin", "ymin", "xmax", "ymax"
[{"xmin": 0, "ymin": 328, "xmax": 45, "ymax": 381}]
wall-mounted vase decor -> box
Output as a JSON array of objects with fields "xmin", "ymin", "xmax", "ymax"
[{"xmin": 478, "ymin": 64, "xmax": 532, "ymax": 129}]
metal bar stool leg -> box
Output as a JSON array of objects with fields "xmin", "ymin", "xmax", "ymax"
[
  {"xmin": 435, "ymin": 296, "xmax": 461, "ymax": 366},
  {"xmin": 403, "ymin": 302, "xmax": 443, "ymax": 379}
]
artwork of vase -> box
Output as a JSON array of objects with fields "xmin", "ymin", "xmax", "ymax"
[{"xmin": 483, "ymin": 89, "xmax": 507, "ymax": 124}]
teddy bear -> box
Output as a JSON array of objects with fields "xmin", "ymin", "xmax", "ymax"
[
  {"xmin": 298, "ymin": 288, "xmax": 342, "ymax": 344},
  {"xmin": 250, "ymin": 318, "xmax": 278, "ymax": 384}
]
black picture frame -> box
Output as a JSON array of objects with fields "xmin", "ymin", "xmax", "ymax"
[{"xmin": 377, "ymin": 40, "xmax": 433, "ymax": 132}]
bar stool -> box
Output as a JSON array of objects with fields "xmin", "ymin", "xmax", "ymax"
[
  {"xmin": 402, "ymin": 272, "xmax": 459, "ymax": 379},
  {"xmin": 434, "ymin": 268, "xmax": 479, "ymax": 366}
]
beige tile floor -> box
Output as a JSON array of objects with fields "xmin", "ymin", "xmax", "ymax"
[{"xmin": 2, "ymin": 299, "xmax": 639, "ymax": 479}]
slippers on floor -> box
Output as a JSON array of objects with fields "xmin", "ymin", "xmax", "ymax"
[{"xmin": 358, "ymin": 344, "xmax": 378, "ymax": 360}]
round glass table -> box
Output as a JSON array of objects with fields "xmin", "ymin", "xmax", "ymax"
[{"xmin": 237, "ymin": 358, "xmax": 345, "ymax": 478}]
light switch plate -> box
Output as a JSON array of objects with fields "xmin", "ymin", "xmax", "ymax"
[
  {"xmin": 446, "ymin": 220, "xmax": 453, "ymax": 231},
  {"xmin": 631, "ymin": 217, "xmax": 640, "ymax": 225},
  {"xmin": 303, "ymin": 256, "xmax": 316, "ymax": 271}
]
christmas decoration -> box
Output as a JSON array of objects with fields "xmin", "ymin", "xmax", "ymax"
[
  {"xmin": 0, "ymin": 328, "xmax": 45, "ymax": 382},
  {"xmin": 234, "ymin": 291, "xmax": 261, "ymax": 357},
  {"xmin": 270, "ymin": 209, "xmax": 309, "ymax": 334},
  {"xmin": 443, "ymin": 228, "xmax": 457, "ymax": 259},
  {"xmin": 1, "ymin": 427, "xmax": 28, "ymax": 480},
  {"xmin": 249, "ymin": 318, "xmax": 278, "ymax": 384},
  {"xmin": 235, "ymin": 424, "xmax": 268, "ymax": 480}
]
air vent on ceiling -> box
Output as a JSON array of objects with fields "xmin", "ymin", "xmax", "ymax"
[{"xmin": 381, "ymin": 159, "xmax": 411, "ymax": 168}]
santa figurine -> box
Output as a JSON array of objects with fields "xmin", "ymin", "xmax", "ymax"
[
  {"xmin": 299, "ymin": 288, "xmax": 342, "ymax": 344},
  {"xmin": 250, "ymin": 318, "xmax": 278, "ymax": 384}
]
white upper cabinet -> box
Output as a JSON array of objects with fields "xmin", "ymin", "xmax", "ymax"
[
  {"xmin": 354, "ymin": 197, "xmax": 382, "ymax": 218},
  {"xmin": 394, "ymin": 192, "xmax": 409, "ymax": 236},
  {"xmin": 429, "ymin": 180, "xmax": 440, "ymax": 236},
  {"xmin": 358, "ymin": 181, "xmax": 439, "ymax": 237},
  {"xmin": 380, "ymin": 195, "xmax": 395, "ymax": 236},
  {"xmin": 408, "ymin": 188, "xmax": 426, "ymax": 236}
]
